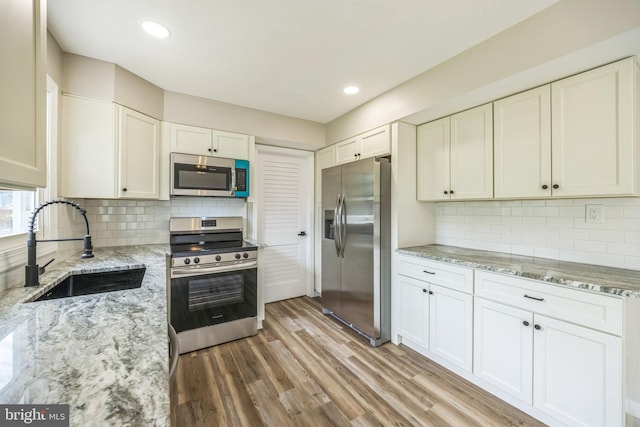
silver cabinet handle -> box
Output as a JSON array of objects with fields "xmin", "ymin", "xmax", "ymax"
[
  {"xmin": 168, "ymin": 323, "xmax": 179, "ymax": 381},
  {"xmin": 524, "ymin": 294, "xmax": 544, "ymax": 302}
]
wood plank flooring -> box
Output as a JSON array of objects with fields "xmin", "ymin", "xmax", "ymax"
[{"xmin": 172, "ymin": 297, "xmax": 546, "ymax": 426}]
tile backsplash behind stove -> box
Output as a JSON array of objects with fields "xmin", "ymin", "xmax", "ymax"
[{"xmin": 84, "ymin": 198, "xmax": 246, "ymax": 247}]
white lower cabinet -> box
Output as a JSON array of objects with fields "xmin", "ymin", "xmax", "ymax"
[
  {"xmin": 533, "ymin": 315, "xmax": 622, "ymax": 427},
  {"xmin": 397, "ymin": 255, "xmax": 473, "ymax": 372},
  {"xmin": 473, "ymin": 298, "xmax": 533, "ymax": 403},
  {"xmin": 472, "ymin": 269, "xmax": 625, "ymax": 427},
  {"xmin": 396, "ymin": 255, "xmax": 630, "ymax": 427}
]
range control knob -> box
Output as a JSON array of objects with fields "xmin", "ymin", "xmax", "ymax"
[
  {"xmin": 215, "ymin": 255, "xmax": 222, "ymax": 262},
  {"xmin": 194, "ymin": 257, "xmax": 200, "ymax": 264},
  {"xmin": 183, "ymin": 258, "xmax": 191, "ymax": 265},
  {"xmin": 235, "ymin": 253, "xmax": 242, "ymax": 260},
  {"xmin": 243, "ymin": 252, "xmax": 249, "ymax": 259}
]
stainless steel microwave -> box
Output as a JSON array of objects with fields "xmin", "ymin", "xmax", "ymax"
[{"xmin": 170, "ymin": 153, "xmax": 249, "ymax": 198}]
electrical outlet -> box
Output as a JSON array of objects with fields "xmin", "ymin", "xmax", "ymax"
[{"xmin": 585, "ymin": 204, "xmax": 603, "ymax": 224}]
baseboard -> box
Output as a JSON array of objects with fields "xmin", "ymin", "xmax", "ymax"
[{"xmin": 628, "ymin": 398, "xmax": 640, "ymax": 419}]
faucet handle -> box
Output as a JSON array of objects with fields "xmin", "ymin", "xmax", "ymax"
[{"xmin": 39, "ymin": 258, "xmax": 55, "ymax": 275}]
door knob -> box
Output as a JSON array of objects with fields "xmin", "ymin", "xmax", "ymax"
[{"xmin": 298, "ymin": 231, "xmax": 306, "ymax": 236}]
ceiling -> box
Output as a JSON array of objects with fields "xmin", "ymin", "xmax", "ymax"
[{"xmin": 48, "ymin": 0, "xmax": 559, "ymax": 124}]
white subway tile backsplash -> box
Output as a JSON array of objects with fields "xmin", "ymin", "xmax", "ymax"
[
  {"xmin": 436, "ymin": 197, "xmax": 640, "ymax": 271},
  {"xmin": 84, "ymin": 197, "xmax": 246, "ymax": 248}
]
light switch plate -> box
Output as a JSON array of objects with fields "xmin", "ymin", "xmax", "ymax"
[{"xmin": 585, "ymin": 204, "xmax": 603, "ymax": 224}]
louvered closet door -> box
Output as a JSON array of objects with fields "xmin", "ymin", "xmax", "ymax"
[{"xmin": 257, "ymin": 147, "xmax": 312, "ymax": 303}]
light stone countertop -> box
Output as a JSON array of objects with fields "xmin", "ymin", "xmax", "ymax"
[
  {"xmin": 397, "ymin": 244, "xmax": 640, "ymax": 298},
  {"xmin": 0, "ymin": 244, "xmax": 171, "ymax": 426}
]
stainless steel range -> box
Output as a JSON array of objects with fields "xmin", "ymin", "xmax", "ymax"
[{"xmin": 168, "ymin": 217, "xmax": 258, "ymax": 354}]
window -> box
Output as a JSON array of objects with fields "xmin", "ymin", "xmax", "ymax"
[{"xmin": 0, "ymin": 190, "xmax": 36, "ymax": 237}]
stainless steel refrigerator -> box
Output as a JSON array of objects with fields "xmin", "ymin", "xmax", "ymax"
[{"xmin": 321, "ymin": 156, "xmax": 391, "ymax": 347}]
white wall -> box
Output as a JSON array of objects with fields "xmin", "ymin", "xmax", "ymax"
[
  {"xmin": 325, "ymin": 0, "xmax": 640, "ymax": 144},
  {"xmin": 435, "ymin": 197, "xmax": 640, "ymax": 271},
  {"xmin": 163, "ymin": 91, "xmax": 325, "ymax": 150}
]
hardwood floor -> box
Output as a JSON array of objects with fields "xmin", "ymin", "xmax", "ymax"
[{"xmin": 172, "ymin": 297, "xmax": 546, "ymax": 426}]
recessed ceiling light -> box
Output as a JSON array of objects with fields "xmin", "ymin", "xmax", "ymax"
[
  {"xmin": 141, "ymin": 21, "xmax": 171, "ymax": 39},
  {"xmin": 344, "ymin": 86, "xmax": 359, "ymax": 95}
]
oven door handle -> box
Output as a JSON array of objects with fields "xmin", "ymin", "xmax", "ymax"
[{"xmin": 171, "ymin": 260, "xmax": 257, "ymax": 278}]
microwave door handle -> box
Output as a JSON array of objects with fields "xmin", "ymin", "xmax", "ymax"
[{"xmin": 230, "ymin": 169, "xmax": 237, "ymax": 195}]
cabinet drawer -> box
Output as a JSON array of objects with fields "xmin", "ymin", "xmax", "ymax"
[
  {"xmin": 474, "ymin": 271, "xmax": 623, "ymax": 335},
  {"xmin": 397, "ymin": 255, "xmax": 473, "ymax": 294}
]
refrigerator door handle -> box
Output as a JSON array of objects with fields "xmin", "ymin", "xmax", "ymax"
[
  {"xmin": 333, "ymin": 194, "xmax": 341, "ymax": 257},
  {"xmin": 340, "ymin": 194, "xmax": 347, "ymax": 258}
]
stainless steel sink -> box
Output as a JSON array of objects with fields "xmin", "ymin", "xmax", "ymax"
[{"xmin": 32, "ymin": 267, "xmax": 146, "ymax": 302}]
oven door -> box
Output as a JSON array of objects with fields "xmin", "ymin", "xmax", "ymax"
[
  {"xmin": 170, "ymin": 153, "xmax": 236, "ymax": 197},
  {"xmin": 170, "ymin": 261, "xmax": 257, "ymax": 333}
]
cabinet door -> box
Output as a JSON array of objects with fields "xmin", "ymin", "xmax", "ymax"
[
  {"xmin": 429, "ymin": 284, "xmax": 473, "ymax": 372},
  {"xmin": 60, "ymin": 96, "xmax": 117, "ymax": 198},
  {"xmin": 212, "ymin": 129, "xmax": 249, "ymax": 160},
  {"xmin": 359, "ymin": 125, "xmax": 390, "ymax": 159},
  {"xmin": 397, "ymin": 275, "xmax": 429, "ymax": 352},
  {"xmin": 551, "ymin": 58, "xmax": 637, "ymax": 197},
  {"xmin": 118, "ymin": 106, "xmax": 160, "ymax": 199},
  {"xmin": 0, "ymin": 0, "xmax": 46, "ymax": 189},
  {"xmin": 335, "ymin": 137, "xmax": 359, "ymax": 165},
  {"xmin": 473, "ymin": 298, "xmax": 533, "ymax": 404},
  {"xmin": 417, "ymin": 117, "xmax": 450, "ymax": 201},
  {"xmin": 494, "ymin": 86, "xmax": 551, "ymax": 199},
  {"xmin": 533, "ymin": 315, "xmax": 622, "ymax": 427},
  {"xmin": 450, "ymin": 104, "xmax": 493, "ymax": 199},
  {"xmin": 315, "ymin": 145, "xmax": 336, "ymax": 204},
  {"xmin": 168, "ymin": 123, "xmax": 212, "ymax": 156}
]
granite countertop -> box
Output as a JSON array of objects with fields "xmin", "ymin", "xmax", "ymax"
[
  {"xmin": 397, "ymin": 244, "xmax": 640, "ymax": 298},
  {"xmin": 0, "ymin": 244, "xmax": 170, "ymax": 426}
]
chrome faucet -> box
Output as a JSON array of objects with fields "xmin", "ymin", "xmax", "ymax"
[{"xmin": 25, "ymin": 199, "xmax": 94, "ymax": 287}]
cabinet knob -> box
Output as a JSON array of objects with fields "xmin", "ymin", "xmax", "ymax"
[
  {"xmin": 213, "ymin": 149, "xmax": 217, "ymax": 153},
  {"xmin": 354, "ymin": 154, "xmax": 358, "ymax": 159},
  {"xmin": 541, "ymin": 185, "xmax": 548, "ymax": 190},
  {"xmin": 552, "ymin": 184, "xmax": 559, "ymax": 189},
  {"xmin": 428, "ymin": 290, "xmax": 434, "ymax": 295},
  {"xmin": 422, "ymin": 289, "xmax": 427, "ymax": 293},
  {"xmin": 534, "ymin": 324, "xmax": 542, "ymax": 330},
  {"xmin": 444, "ymin": 191, "xmax": 448, "ymax": 195},
  {"xmin": 450, "ymin": 190, "xmax": 454, "ymax": 194},
  {"xmin": 523, "ymin": 320, "xmax": 530, "ymax": 326},
  {"xmin": 122, "ymin": 188, "xmax": 127, "ymax": 192},
  {"xmin": 208, "ymin": 148, "xmax": 212, "ymax": 152}
]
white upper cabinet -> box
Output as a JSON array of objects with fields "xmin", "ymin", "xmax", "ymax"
[
  {"xmin": 551, "ymin": 57, "xmax": 638, "ymax": 197},
  {"xmin": 335, "ymin": 124, "xmax": 390, "ymax": 165},
  {"xmin": 417, "ymin": 117, "xmax": 450, "ymax": 201},
  {"xmin": 60, "ymin": 95, "xmax": 160, "ymax": 199},
  {"xmin": 212, "ymin": 129, "xmax": 249, "ymax": 160},
  {"xmin": 60, "ymin": 96, "xmax": 117, "ymax": 199},
  {"xmin": 417, "ymin": 104, "xmax": 493, "ymax": 201},
  {"xmin": 117, "ymin": 106, "xmax": 160, "ymax": 199},
  {"xmin": 0, "ymin": 0, "xmax": 46, "ymax": 189},
  {"xmin": 494, "ymin": 85, "xmax": 552, "ymax": 199},
  {"xmin": 450, "ymin": 104, "xmax": 493, "ymax": 200},
  {"xmin": 167, "ymin": 123, "xmax": 212, "ymax": 156},
  {"xmin": 314, "ymin": 145, "xmax": 336, "ymax": 203},
  {"xmin": 166, "ymin": 122, "xmax": 249, "ymax": 160}
]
